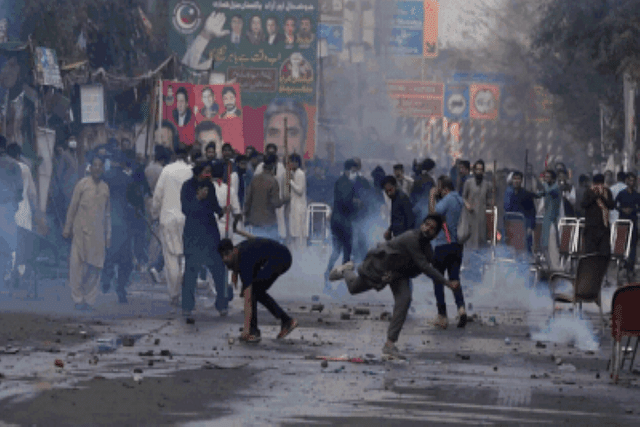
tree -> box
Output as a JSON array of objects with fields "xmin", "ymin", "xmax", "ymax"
[{"xmin": 530, "ymin": 0, "xmax": 640, "ymax": 146}]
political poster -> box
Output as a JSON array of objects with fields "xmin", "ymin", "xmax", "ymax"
[
  {"xmin": 470, "ymin": 84, "xmax": 500, "ymax": 120},
  {"xmin": 444, "ymin": 83, "xmax": 469, "ymax": 120},
  {"xmin": 34, "ymin": 47, "xmax": 63, "ymax": 89},
  {"xmin": 169, "ymin": 0, "xmax": 318, "ymax": 158},
  {"xmin": 162, "ymin": 81, "xmax": 244, "ymax": 153}
]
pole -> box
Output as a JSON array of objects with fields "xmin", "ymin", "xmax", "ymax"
[
  {"xmin": 223, "ymin": 160, "xmax": 232, "ymax": 299},
  {"xmin": 524, "ymin": 149, "xmax": 529, "ymax": 190}
]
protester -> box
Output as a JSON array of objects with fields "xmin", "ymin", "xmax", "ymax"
[
  {"xmin": 392, "ymin": 164, "xmax": 414, "ymax": 199},
  {"xmin": 381, "ymin": 175, "xmax": 415, "ymax": 241},
  {"xmin": 431, "ymin": 176, "xmax": 467, "ymax": 329},
  {"xmin": 181, "ymin": 160, "xmax": 231, "ymax": 321},
  {"xmin": 288, "ymin": 153, "xmax": 308, "ymax": 250},
  {"xmin": 462, "ymin": 160, "xmax": 493, "ymax": 251},
  {"xmin": 610, "ymin": 171, "xmax": 627, "ymax": 224},
  {"xmin": 219, "ymin": 237, "xmax": 298, "ymax": 343},
  {"xmin": 324, "ymin": 160, "xmax": 358, "ymax": 292},
  {"xmin": 615, "ymin": 172, "xmax": 640, "ymax": 279},
  {"xmin": 211, "ymin": 161, "xmax": 241, "ymax": 240},
  {"xmin": 575, "ymin": 174, "xmax": 591, "ymax": 218},
  {"xmin": 351, "ymin": 157, "xmax": 371, "ymax": 262},
  {"xmin": 152, "ymin": 146, "xmax": 192, "ymax": 307},
  {"xmin": 328, "ymin": 214, "xmax": 460, "ymax": 359},
  {"xmin": 63, "ymin": 156, "xmax": 111, "ymax": 311},
  {"xmin": 0, "ymin": 135, "xmax": 23, "ymax": 289},
  {"xmin": 581, "ymin": 173, "xmax": 614, "ymax": 256},
  {"xmin": 557, "ymin": 168, "xmax": 576, "ymax": 218},
  {"xmin": 538, "ymin": 169, "xmax": 561, "ymax": 254},
  {"xmin": 504, "ymin": 171, "xmax": 537, "ymax": 252},
  {"xmin": 410, "ymin": 158, "xmax": 436, "ymax": 221},
  {"xmin": 255, "ymin": 144, "xmax": 287, "ymax": 240}
]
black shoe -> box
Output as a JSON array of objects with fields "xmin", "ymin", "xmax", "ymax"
[{"xmin": 101, "ymin": 284, "xmax": 110, "ymax": 294}]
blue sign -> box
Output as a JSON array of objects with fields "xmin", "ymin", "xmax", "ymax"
[
  {"xmin": 452, "ymin": 72, "xmax": 514, "ymax": 84},
  {"xmin": 389, "ymin": 1, "xmax": 424, "ymax": 56},
  {"xmin": 444, "ymin": 84, "xmax": 469, "ymax": 120},
  {"xmin": 318, "ymin": 24, "xmax": 343, "ymax": 53},
  {"xmin": 500, "ymin": 85, "xmax": 524, "ymax": 122}
]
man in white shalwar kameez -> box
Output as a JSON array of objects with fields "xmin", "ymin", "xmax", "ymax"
[
  {"xmin": 255, "ymin": 150, "xmax": 287, "ymax": 240},
  {"xmin": 152, "ymin": 148, "xmax": 193, "ymax": 306},
  {"xmin": 63, "ymin": 156, "xmax": 111, "ymax": 311},
  {"xmin": 287, "ymin": 154, "xmax": 307, "ymax": 250}
]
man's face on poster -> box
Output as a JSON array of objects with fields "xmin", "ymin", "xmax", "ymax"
[
  {"xmin": 231, "ymin": 16, "xmax": 243, "ymax": 35},
  {"xmin": 198, "ymin": 130, "xmax": 222, "ymax": 152},
  {"xmin": 167, "ymin": 87, "xmax": 174, "ymax": 97},
  {"xmin": 285, "ymin": 19, "xmax": 295, "ymax": 36},
  {"xmin": 155, "ymin": 127, "xmax": 174, "ymax": 148},
  {"xmin": 177, "ymin": 93, "xmax": 187, "ymax": 115},
  {"xmin": 202, "ymin": 89, "xmax": 214, "ymax": 108},
  {"xmin": 266, "ymin": 18, "xmax": 277, "ymax": 36},
  {"xmin": 222, "ymin": 91, "xmax": 236, "ymax": 113},
  {"xmin": 300, "ymin": 19, "xmax": 311, "ymax": 35},
  {"xmin": 266, "ymin": 112, "xmax": 304, "ymax": 155},
  {"xmin": 250, "ymin": 16, "xmax": 262, "ymax": 34}
]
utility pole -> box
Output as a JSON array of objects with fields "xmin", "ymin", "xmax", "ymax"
[{"xmin": 623, "ymin": 71, "xmax": 637, "ymax": 172}]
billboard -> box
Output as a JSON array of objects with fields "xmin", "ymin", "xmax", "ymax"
[
  {"xmin": 389, "ymin": 0, "xmax": 439, "ymax": 57},
  {"xmin": 162, "ymin": 82, "xmax": 244, "ymax": 153},
  {"xmin": 169, "ymin": 0, "xmax": 318, "ymax": 158}
]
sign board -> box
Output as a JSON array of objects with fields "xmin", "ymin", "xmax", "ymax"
[
  {"xmin": 392, "ymin": 97, "xmax": 443, "ymax": 118},
  {"xmin": 500, "ymin": 85, "xmax": 524, "ymax": 121},
  {"xmin": 528, "ymin": 85, "xmax": 552, "ymax": 122},
  {"xmin": 80, "ymin": 85, "xmax": 105, "ymax": 124},
  {"xmin": 444, "ymin": 83, "xmax": 469, "ymax": 119},
  {"xmin": 452, "ymin": 72, "xmax": 512, "ymax": 84},
  {"xmin": 389, "ymin": 0, "xmax": 439, "ymax": 57},
  {"xmin": 387, "ymin": 81, "xmax": 443, "ymax": 98},
  {"xmin": 318, "ymin": 23, "xmax": 343, "ymax": 53},
  {"xmin": 470, "ymin": 84, "xmax": 499, "ymax": 120},
  {"xmin": 34, "ymin": 47, "xmax": 63, "ymax": 89}
]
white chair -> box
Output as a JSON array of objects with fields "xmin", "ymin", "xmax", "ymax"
[{"xmin": 307, "ymin": 203, "xmax": 332, "ymax": 246}]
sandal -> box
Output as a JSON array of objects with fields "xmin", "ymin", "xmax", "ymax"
[
  {"xmin": 239, "ymin": 333, "xmax": 261, "ymax": 344},
  {"xmin": 277, "ymin": 318, "xmax": 299, "ymax": 339}
]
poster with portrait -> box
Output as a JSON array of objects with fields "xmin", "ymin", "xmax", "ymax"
[
  {"xmin": 162, "ymin": 81, "xmax": 196, "ymax": 147},
  {"xmin": 168, "ymin": 0, "xmax": 318, "ymax": 159}
]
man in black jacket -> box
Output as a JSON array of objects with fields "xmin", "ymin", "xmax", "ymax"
[
  {"xmin": 219, "ymin": 237, "xmax": 298, "ymax": 343},
  {"xmin": 329, "ymin": 214, "xmax": 459, "ymax": 359},
  {"xmin": 324, "ymin": 159, "xmax": 359, "ymax": 291},
  {"xmin": 181, "ymin": 160, "xmax": 231, "ymax": 321},
  {"xmin": 382, "ymin": 176, "xmax": 415, "ymax": 241},
  {"xmin": 581, "ymin": 173, "xmax": 614, "ymax": 256}
]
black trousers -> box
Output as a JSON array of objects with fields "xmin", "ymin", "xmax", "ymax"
[
  {"xmin": 584, "ymin": 226, "xmax": 611, "ymax": 256},
  {"xmin": 249, "ymin": 253, "xmax": 292, "ymax": 333},
  {"xmin": 101, "ymin": 237, "xmax": 134, "ymax": 298},
  {"xmin": 326, "ymin": 220, "xmax": 353, "ymax": 273}
]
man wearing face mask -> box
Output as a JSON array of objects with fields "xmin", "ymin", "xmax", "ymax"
[
  {"xmin": 462, "ymin": 160, "xmax": 493, "ymax": 251},
  {"xmin": 324, "ymin": 160, "xmax": 359, "ymax": 293},
  {"xmin": 329, "ymin": 214, "xmax": 460, "ymax": 359}
]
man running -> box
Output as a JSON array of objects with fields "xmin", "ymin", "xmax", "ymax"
[
  {"xmin": 329, "ymin": 214, "xmax": 460, "ymax": 359},
  {"xmin": 218, "ymin": 237, "xmax": 298, "ymax": 343}
]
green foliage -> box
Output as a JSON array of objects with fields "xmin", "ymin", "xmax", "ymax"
[{"xmin": 530, "ymin": 0, "xmax": 640, "ymax": 142}]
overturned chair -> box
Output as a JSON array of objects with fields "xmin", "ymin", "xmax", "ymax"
[
  {"xmin": 549, "ymin": 253, "xmax": 609, "ymax": 334},
  {"xmin": 608, "ymin": 284, "xmax": 640, "ymax": 383}
]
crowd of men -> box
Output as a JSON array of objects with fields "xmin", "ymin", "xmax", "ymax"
[{"xmin": 2, "ymin": 129, "xmax": 639, "ymax": 357}]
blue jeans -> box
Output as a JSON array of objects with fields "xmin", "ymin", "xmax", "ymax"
[
  {"xmin": 182, "ymin": 251, "xmax": 232, "ymax": 313},
  {"xmin": 432, "ymin": 243, "xmax": 465, "ymax": 315}
]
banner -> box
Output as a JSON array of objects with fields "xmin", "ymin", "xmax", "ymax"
[
  {"xmin": 470, "ymin": 84, "xmax": 499, "ymax": 120},
  {"xmin": 162, "ymin": 81, "xmax": 244, "ymax": 153},
  {"xmin": 169, "ymin": 0, "xmax": 318, "ymax": 158}
]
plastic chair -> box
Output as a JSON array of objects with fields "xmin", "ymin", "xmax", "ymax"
[
  {"xmin": 609, "ymin": 284, "xmax": 640, "ymax": 383},
  {"xmin": 610, "ymin": 219, "xmax": 633, "ymax": 282},
  {"xmin": 557, "ymin": 217, "xmax": 578, "ymax": 269},
  {"xmin": 549, "ymin": 253, "xmax": 609, "ymax": 334},
  {"xmin": 307, "ymin": 203, "xmax": 331, "ymax": 246},
  {"xmin": 486, "ymin": 207, "xmax": 498, "ymax": 247},
  {"xmin": 532, "ymin": 216, "xmax": 544, "ymax": 256},
  {"xmin": 504, "ymin": 212, "xmax": 527, "ymax": 253}
]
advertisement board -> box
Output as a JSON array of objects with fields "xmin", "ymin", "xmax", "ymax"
[
  {"xmin": 388, "ymin": 0, "xmax": 438, "ymax": 57},
  {"xmin": 80, "ymin": 85, "xmax": 105, "ymax": 124},
  {"xmin": 169, "ymin": 0, "xmax": 318, "ymax": 157}
]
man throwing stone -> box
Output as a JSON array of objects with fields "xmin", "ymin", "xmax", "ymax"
[
  {"xmin": 218, "ymin": 237, "xmax": 298, "ymax": 343},
  {"xmin": 329, "ymin": 214, "xmax": 460, "ymax": 359}
]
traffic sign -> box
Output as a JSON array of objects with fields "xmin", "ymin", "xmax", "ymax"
[
  {"xmin": 444, "ymin": 83, "xmax": 469, "ymax": 119},
  {"xmin": 470, "ymin": 84, "xmax": 500, "ymax": 120}
]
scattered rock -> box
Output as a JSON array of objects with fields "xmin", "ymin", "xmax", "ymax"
[
  {"xmin": 317, "ymin": 318, "xmax": 323, "ymax": 323},
  {"xmin": 54, "ymin": 359, "xmax": 64, "ymax": 368},
  {"xmin": 468, "ymin": 303, "xmax": 473, "ymax": 310},
  {"xmin": 299, "ymin": 306, "xmax": 307, "ymax": 310},
  {"xmin": 55, "ymin": 330, "xmax": 62, "ymax": 336},
  {"xmin": 504, "ymin": 338, "xmax": 511, "ymax": 345},
  {"xmin": 133, "ymin": 368, "xmax": 143, "ymax": 374},
  {"xmin": 525, "ymin": 332, "xmax": 531, "ymax": 338},
  {"xmin": 228, "ymin": 338, "xmax": 235, "ymax": 345},
  {"xmin": 160, "ymin": 350, "xmax": 172, "ymax": 357},
  {"xmin": 596, "ymin": 372, "xmax": 600, "ymax": 379},
  {"xmin": 133, "ymin": 374, "xmax": 143, "ymax": 383},
  {"xmin": 493, "ymin": 366, "xmax": 498, "ymax": 372},
  {"xmin": 148, "ymin": 360, "xmax": 154, "ymax": 367},
  {"xmin": 311, "ymin": 304, "xmax": 325, "ymax": 313},
  {"xmin": 558, "ymin": 363, "xmax": 576, "ymax": 373},
  {"xmin": 536, "ymin": 341, "xmax": 547, "ymax": 349},
  {"xmin": 311, "ymin": 295, "xmax": 320, "ymax": 302},
  {"xmin": 66, "ymin": 330, "xmax": 76, "ymax": 336},
  {"xmin": 80, "ymin": 331, "xmax": 88, "ymax": 339},
  {"xmin": 380, "ymin": 311, "xmax": 391, "ymax": 321},
  {"xmin": 354, "ymin": 307, "xmax": 370, "ymax": 315},
  {"xmin": 154, "ymin": 339, "xmax": 160, "ymax": 345},
  {"xmin": 212, "ymin": 346, "xmax": 217, "ymax": 351},
  {"xmin": 138, "ymin": 350, "xmax": 154, "ymax": 357},
  {"xmin": 122, "ymin": 336, "xmax": 135, "ymax": 347},
  {"xmin": 555, "ymin": 357, "xmax": 563, "ymax": 366},
  {"xmin": 456, "ymin": 353, "xmax": 471, "ymax": 361},
  {"xmin": 321, "ymin": 360, "xmax": 328, "ymax": 368},
  {"xmin": 340, "ymin": 313, "xmax": 351, "ymax": 320}
]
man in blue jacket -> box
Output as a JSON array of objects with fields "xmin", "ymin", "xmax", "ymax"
[
  {"xmin": 431, "ymin": 176, "xmax": 467, "ymax": 329},
  {"xmin": 504, "ymin": 171, "xmax": 537, "ymax": 252},
  {"xmin": 181, "ymin": 160, "xmax": 231, "ymax": 321},
  {"xmin": 381, "ymin": 175, "xmax": 415, "ymax": 241}
]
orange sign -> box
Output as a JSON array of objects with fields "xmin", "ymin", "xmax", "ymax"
[
  {"xmin": 470, "ymin": 84, "xmax": 500, "ymax": 120},
  {"xmin": 423, "ymin": 0, "xmax": 439, "ymax": 58},
  {"xmin": 387, "ymin": 81, "xmax": 444, "ymax": 98}
]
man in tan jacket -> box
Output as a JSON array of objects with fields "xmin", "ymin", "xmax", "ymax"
[{"xmin": 63, "ymin": 156, "xmax": 111, "ymax": 311}]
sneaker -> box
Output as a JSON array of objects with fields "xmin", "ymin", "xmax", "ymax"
[
  {"xmin": 328, "ymin": 261, "xmax": 355, "ymax": 281},
  {"xmin": 219, "ymin": 309, "xmax": 228, "ymax": 317},
  {"xmin": 148, "ymin": 267, "xmax": 161, "ymax": 284},
  {"xmin": 429, "ymin": 315, "xmax": 449, "ymax": 329},
  {"xmin": 457, "ymin": 307, "xmax": 467, "ymax": 328},
  {"xmin": 382, "ymin": 343, "xmax": 406, "ymax": 360},
  {"xmin": 239, "ymin": 333, "xmax": 261, "ymax": 344},
  {"xmin": 277, "ymin": 318, "xmax": 299, "ymax": 339}
]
